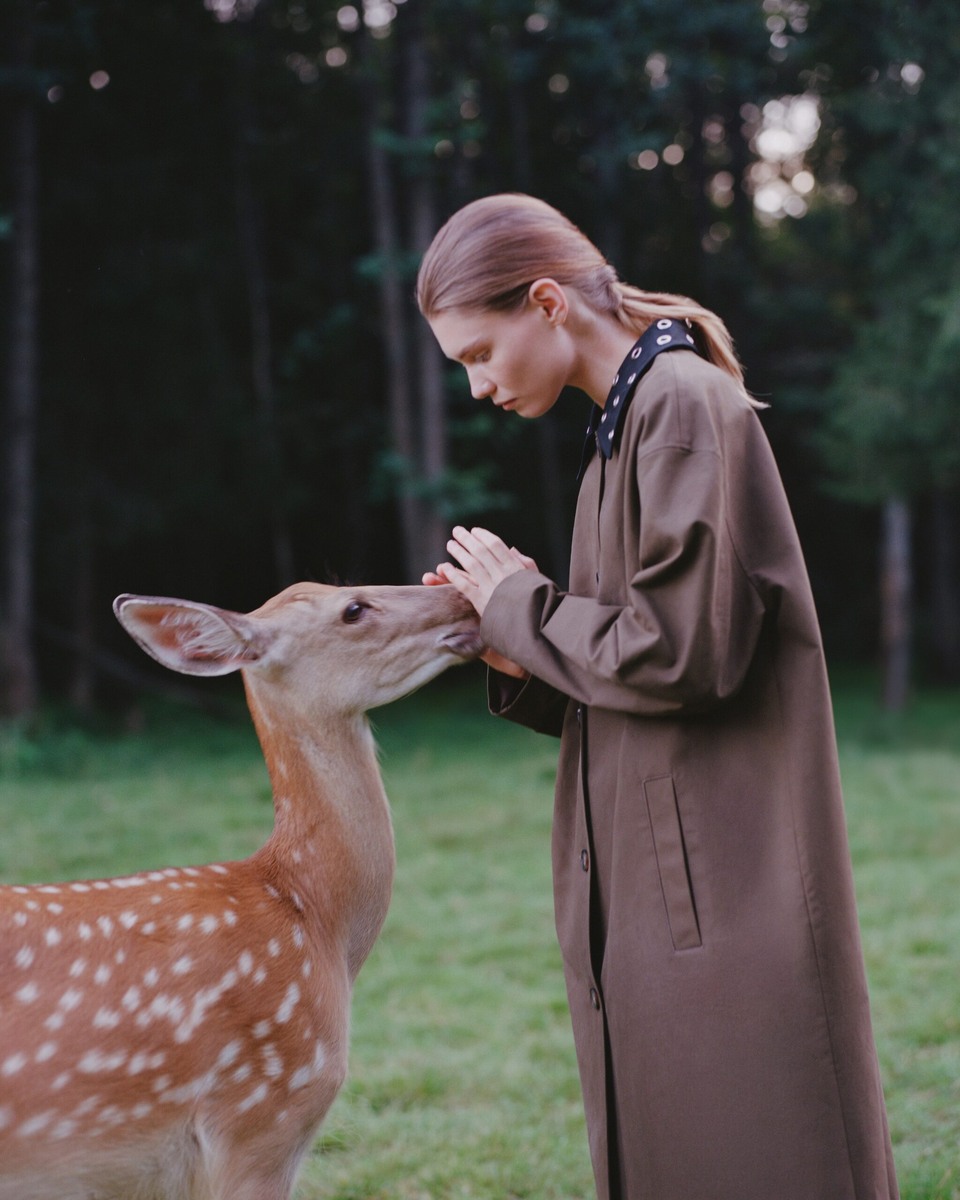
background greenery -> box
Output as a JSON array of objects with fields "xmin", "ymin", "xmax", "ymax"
[
  {"xmin": 2, "ymin": 673, "xmax": 958, "ymax": 1197},
  {"xmin": 2, "ymin": 0, "xmax": 960, "ymax": 715}
]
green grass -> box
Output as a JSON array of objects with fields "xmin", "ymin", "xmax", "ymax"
[{"xmin": 1, "ymin": 671, "xmax": 958, "ymax": 1198}]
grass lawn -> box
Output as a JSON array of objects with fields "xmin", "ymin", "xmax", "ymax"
[{"xmin": 1, "ymin": 669, "xmax": 958, "ymax": 1198}]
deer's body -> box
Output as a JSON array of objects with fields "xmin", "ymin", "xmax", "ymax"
[{"xmin": 0, "ymin": 583, "xmax": 481, "ymax": 1200}]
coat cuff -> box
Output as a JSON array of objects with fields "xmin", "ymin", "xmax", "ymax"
[{"xmin": 482, "ymin": 572, "xmax": 568, "ymax": 737}]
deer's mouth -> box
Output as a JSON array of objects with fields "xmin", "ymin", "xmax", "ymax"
[{"xmin": 440, "ymin": 625, "xmax": 485, "ymax": 660}]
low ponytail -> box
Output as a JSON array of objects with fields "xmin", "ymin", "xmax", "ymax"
[{"xmin": 612, "ymin": 283, "xmax": 764, "ymax": 409}]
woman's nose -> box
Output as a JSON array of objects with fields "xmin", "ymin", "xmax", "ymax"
[{"xmin": 467, "ymin": 369, "xmax": 494, "ymax": 401}]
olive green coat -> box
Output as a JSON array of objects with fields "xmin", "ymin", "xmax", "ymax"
[{"xmin": 481, "ymin": 350, "xmax": 898, "ymax": 1200}]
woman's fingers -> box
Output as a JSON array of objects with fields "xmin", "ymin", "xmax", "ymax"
[
  {"xmin": 452, "ymin": 525, "xmax": 515, "ymax": 568},
  {"xmin": 440, "ymin": 525, "xmax": 534, "ymax": 617},
  {"xmin": 510, "ymin": 547, "xmax": 539, "ymax": 571}
]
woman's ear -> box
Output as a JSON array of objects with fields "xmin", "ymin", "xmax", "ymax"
[{"xmin": 527, "ymin": 278, "xmax": 568, "ymax": 326}]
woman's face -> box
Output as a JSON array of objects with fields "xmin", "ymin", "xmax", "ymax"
[{"xmin": 429, "ymin": 298, "xmax": 573, "ymax": 419}]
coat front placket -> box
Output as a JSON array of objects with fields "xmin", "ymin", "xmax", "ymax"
[{"xmin": 563, "ymin": 449, "xmax": 620, "ymax": 1200}]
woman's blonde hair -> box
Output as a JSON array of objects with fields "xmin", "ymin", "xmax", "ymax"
[{"xmin": 417, "ymin": 193, "xmax": 756, "ymax": 403}]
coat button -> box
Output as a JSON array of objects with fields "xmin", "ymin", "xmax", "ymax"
[
  {"xmin": 589, "ymin": 987, "xmax": 601, "ymax": 1011},
  {"xmin": 580, "ymin": 848, "xmax": 589, "ymax": 872}
]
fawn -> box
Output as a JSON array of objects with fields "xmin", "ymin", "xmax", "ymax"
[{"xmin": 0, "ymin": 582, "xmax": 482, "ymax": 1200}]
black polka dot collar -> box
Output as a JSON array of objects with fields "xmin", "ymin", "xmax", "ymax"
[{"xmin": 576, "ymin": 317, "xmax": 702, "ymax": 482}]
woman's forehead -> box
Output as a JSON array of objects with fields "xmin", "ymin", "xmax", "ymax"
[{"xmin": 429, "ymin": 308, "xmax": 512, "ymax": 361}]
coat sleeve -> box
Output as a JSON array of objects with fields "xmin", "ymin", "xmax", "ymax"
[
  {"xmin": 486, "ymin": 669, "xmax": 569, "ymax": 738},
  {"xmin": 479, "ymin": 443, "xmax": 766, "ymax": 716}
]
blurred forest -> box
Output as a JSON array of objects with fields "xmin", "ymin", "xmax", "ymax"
[{"xmin": 2, "ymin": 0, "xmax": 959, "ymax": 717}]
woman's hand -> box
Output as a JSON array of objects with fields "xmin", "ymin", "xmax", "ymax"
[
  {"xmin": 435, "ymin": 525, "xmax": 536, "ymax": 615},
  {"xmin": 423, "ymin": 526, "xmax": 538, "ymax": 680}
]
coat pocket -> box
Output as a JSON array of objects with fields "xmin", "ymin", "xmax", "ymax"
[{"xmin": 643, "ymin": 774, "xmax": 702, "ymax": 951}]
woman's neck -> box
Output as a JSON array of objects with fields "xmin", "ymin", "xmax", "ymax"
[{"xmin": 564, "ymin": 300, "xmax": 642, "ymax": 407}]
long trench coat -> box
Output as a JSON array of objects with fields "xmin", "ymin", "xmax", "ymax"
[{"xmin": 480, "ymin": 347, "xmax": 899, "ymax": 1200}]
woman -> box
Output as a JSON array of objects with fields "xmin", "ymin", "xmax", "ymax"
[{"xmin": 418, "ymin": 193, "xmax": 898, "ymax": 1200}]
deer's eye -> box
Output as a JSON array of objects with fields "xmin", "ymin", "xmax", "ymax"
[{"xmin": 342, "ymin": 600, "xmax": 368, "ymax": 625}]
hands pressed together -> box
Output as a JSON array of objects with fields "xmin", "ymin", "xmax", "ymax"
[{"xmin": 423, "ymin": 525, "xmax": 537, "ymax": 680}]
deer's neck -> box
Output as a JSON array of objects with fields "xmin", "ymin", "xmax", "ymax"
[{"xmin": 245, "ymin": 685, "xmax": 396, "ymax": 981}]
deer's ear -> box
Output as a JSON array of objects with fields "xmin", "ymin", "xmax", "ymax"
[{"xmin": 114, "ymin": 595, "xmax": 269, "ymax": 677}]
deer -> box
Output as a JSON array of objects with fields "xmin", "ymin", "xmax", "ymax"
[{"xmin": 0, "ymin": 581, "xmax": 482, "ymax": 1200}]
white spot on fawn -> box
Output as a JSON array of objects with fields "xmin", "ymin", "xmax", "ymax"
[
  {"xmin": 2, "ymin": 1053, "xmax": 28, "ymax": 1076},
  {"xmin": 18, "ymin": 1111, "xmax": 56, "ymax": 1138},
  {"xmin": 121, "ymin": 986, "xmax": 142, "ymax": 1011},
  {"xmin": 15, "ymin": 982, "xmax": 39, "ymax": 1004},
  {"xmin": 174, "ymin": 970, "xmax": 238, "ymax": 1043},
  {"xmin": 236, "ymin": 1082, "xmax": 269, "ymax": 1113},
  {"xmin": 127, "ymin": 1050, "xmax": 165, "ymax": 1075},
  {"xmin": 261, "ymin": 1043, "xmax": 284, "ymax": 1078},
  {"xmin": 289, "ymin": 1042, "xmax": 327, "ymax": 1092},
  {"xmin": 54, "ymin": 988, "xmax": 84, "ymax": 1015},
  {"xmin": 93, "ymin": 1007, "xmax": 121, "ymax": 1030},
  {"xmin": 78, "ymin": 1048, "xmax": 128, "ymax": 1073},
  {"xmin": 136, "ymin": 994, "xmax": 185, "ymax": 1030},
  {"xmin": 275, "ymin": 982, "xmax": 301, "ymax": 1024}
]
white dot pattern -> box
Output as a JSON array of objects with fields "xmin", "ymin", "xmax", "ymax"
[{"xmin": 578, "ymin": 318, "xmax": 701, "ymax": 480}]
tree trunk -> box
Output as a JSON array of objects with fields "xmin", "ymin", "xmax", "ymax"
[
  {"xmin": 404, "ymin": 14, "xmax": 448, "ymax": 575},
  {"xmin": 361, "ymin": 28, "xmax": 422, "ymax": 581},
  {"xmin": 930, "ymin": 488, "xmax": 960, "ymax": 682},
  {"xmin": 506, "ymin": 44, "xmax": 569, "ymax": 584},
  {"xmin": 1, "ymin": 5, "xmax": 40, "ymax": 717},
  {"xmin": 880, "ymin": 496, "xmax": 912, "ymax": 712},
  {"xmin": 234, "ymin": 33, "xmax": 295, "ymax": 587},
  {"xmin": 67, "ymin": 499, "xmax": 97, "ymax": 714}
]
